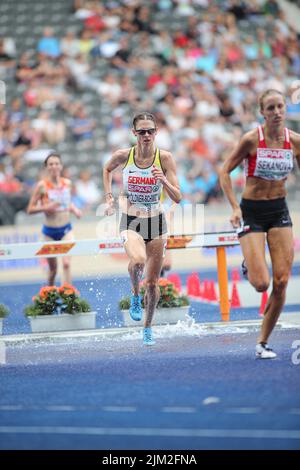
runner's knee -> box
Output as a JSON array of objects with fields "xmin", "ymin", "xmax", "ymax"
[
  {"xmin": 48, "ymin": 260, "xmax": 57, "ymax": 275},
  {"xmin": 273, "ymin": 275, "xmax": 289, "ymax": 296},
  {"xmin": 131, "ymin": 254, "xmax": 146, "ymax": 267},
  {"xmin": 62, "ymin": 258, "xmax": 71, "ymax": 270},
  {"xmin": 251, "ymin": 277, "xmax": 270, "ymax": 293},
  {"xmin": 145, "ymin": 279, "xmax": 159, "ymax": 290}
]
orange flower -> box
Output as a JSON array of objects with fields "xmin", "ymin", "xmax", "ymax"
[
  {"xmin": 61, "ymin": 283, "xmax": 74, "ymax": 290},
  {"xmin": 40, "ymin": 286, "xmax": 57, "ymax": 294},
  {"xmin": 60, "ymin": 283, "xmax": 79, "ymax": 295},
  {"xmin": 158, "ymin": 278, "xmax": 173, "ymax": 286},
  {"xmin": 64, "ymin": 289, "xmax": 74, "ymax": 296},
  {"xmin": 39, "ymin": 286, "xmax": 59, "ymax": 299}
]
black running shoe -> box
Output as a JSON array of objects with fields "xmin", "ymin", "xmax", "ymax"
[{"xmin": 241, "ymin": 259, "xmax": 248, "ymax": 279}]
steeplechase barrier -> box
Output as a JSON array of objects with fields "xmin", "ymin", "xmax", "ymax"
[{"xmin": 0, "ymin": 231, "xmax": 239, "ymax": 321}]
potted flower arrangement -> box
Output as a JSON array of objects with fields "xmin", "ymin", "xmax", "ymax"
[
  {"xmin": 24, "ymin": 284, "xmax": 96, "ymax": 333},
  {"xmin": 119, "ymin": 278, "xmax": 190, "ymax": 327},
  {"xmin": 0, "ymin": 304, "xmax": 10, "ymax": 335}
]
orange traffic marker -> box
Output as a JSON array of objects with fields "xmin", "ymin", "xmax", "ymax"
[
  {"xmin": 231, "ymin": 267, "xmax": 241, "ymax": 282},
  {"xmin": 167, "ymin": 273, "xmax": 182, "ymax": 292},
  {"xmin": 259, "ymin": 290, "xmax": 269, "ymax": 316},
  {"xmin": 231, "ymin": 282, "xmax": 241, "ymax": 308},
  {"xmin": 202, "ymin": 279, "xmax": 210, "ymax": 300},
  {"xmin": 209, "ymin": 280, "xmax": 218, "ymax": 301},
  {"xmin": 187, "ymin": 273, "xmax": 201, "ymax": 297}
]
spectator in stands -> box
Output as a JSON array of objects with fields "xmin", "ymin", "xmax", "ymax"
[
  {"xmin": 107, "ymin": 110, "xmax": 130, "ymax": 148},
  {"xmin": 9, "ymin": 119, "xmax": 40, "ymax": 169},
  {"xmin": 0, "ymin": 162, "xmax": 30, "ymax": 225},
  {"xmin": 32, "ymin": 111, "xmax": 66, "ymax": 145},
  {"xmin": 78, "ymin": 29, "xmax": 95, "ymax": 57},
  {"xmin": 60, "ymin": 30, "xmax": 80, "ymax": 58},
  {"xmin": 15, "ymin": 52, "xmax": 38, "ymax": 83},
  {"xmin": 8, "ymin": 98, "xmax": 25, "ymax": 124},
  {"xmin": 37, "ymin": 27, "xmax": 61, "ymax": 59},
  {"xmin": 70, "ymin": 105, "xmax": 95, "ymax": 143},
  {"xmin": 83, "ymin": 2, "xmax": 106, "ymax": 32},
  {"xmin": 74, "ymin": 169, "xmax": 101, "ymax": 210},
  {"xmin": 97, "ymin": 73, "xmax": 122, "ymax": 104},
  {"xmin": 0, "ymin": 113, "xmax": 10, "ymax": 159},
  {"xmin": 110, "ymin": 36, "xmax": 132, "ymax": 70},
  {"xmin": 0, "ymin": 37, "xmax": 14, "ymax": 60}
]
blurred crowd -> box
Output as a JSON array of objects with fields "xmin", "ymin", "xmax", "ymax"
[{"xmin": 0, "ymin": 0, "xmax": 300, "ymax": 224}]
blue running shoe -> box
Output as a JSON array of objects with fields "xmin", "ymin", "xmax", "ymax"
[
  {"xmin": 129, "ymin": 294, "xmax": 142, "ymax": 321},
  {"xmin": 241, "ymin": 259, "xmax": 248, "ymax": 279},
  {"xmin": 143, "ymin": 327, "xmax": 155, "ymax": 346}
]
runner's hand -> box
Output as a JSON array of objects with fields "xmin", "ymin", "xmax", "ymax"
[
  {"xmin": 105, "ymin": 198, "xmax": 116, "ymax": 216},
  {"xmin": 152, "ymin": 166, "xmax": 167, "ymax": 183},
  {"xmin": 44, "ymin": 201, "xmax": 60, "ymax": 215},
  {"xmin": 230, "ymin": 207, "xmax": 242, "ymax": 228},
  {"xmin": 73, "ymin": 207, "xmax": 82, "ymax": 219}
]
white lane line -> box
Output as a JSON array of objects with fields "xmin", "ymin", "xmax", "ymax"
[
  {"xmin": 162, "ymin": 407, "xmax": 196, "ymax": 413},
  {"xmin": 46, "ymin": 406, "xmax": 76, "ymax": 411},
  {"xmin": 0, "ymin": 405, "xmax": 24, "ymax": 411},
  {"xmin": 290, "ymin": 409, "xmax": 300, "ymax": 415},
  {"xmin": 102, "ymin": 406, "xmax": 136, "ymax": 412},
  {"xmin": 226, "ymin": 407, "xmax": 261, "ymax": 414},
  {"xmin": 0, "ymin": 405, "xmax": 136, "ymax": 412},
  {"xmin": 0, "ymin": 426, "xmax": 300, "ymax": 440}
]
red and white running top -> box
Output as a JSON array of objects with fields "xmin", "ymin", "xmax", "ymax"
[
  {"xmin": 244, "ymin": 126, "xmax": 294, "ymax": 181},
  {"xmin": 41, "ymin": 178, "xmax": 71, "ymax": 212}
]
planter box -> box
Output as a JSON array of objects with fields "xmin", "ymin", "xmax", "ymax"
[
  {"xmin": 122, "ymin": 306, "xmax": 190, "ymax": 327},
  {"xmin": 29, "ymin": 312, "xmax": 96, "ymax": 333}
]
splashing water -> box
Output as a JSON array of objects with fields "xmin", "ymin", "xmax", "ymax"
[{"xmin": 118, "ymin": 317, "xmax": 251, "ymax": 342}]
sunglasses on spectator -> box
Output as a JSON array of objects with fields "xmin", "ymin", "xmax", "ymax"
[{"xmin": 135, "ymin": 128, "xmax": 157, "ymax": 135}]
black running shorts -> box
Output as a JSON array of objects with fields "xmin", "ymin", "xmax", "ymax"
[
  {"xmin": 120, "ymin": 213, "xmax": 167, "ymax": 243},
  {"xmin": 237, "ymin": 197, "xmax": 292, "ymax": 239}
]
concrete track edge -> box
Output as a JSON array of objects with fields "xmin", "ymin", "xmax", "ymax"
[{"xmin": 1, "ymin": 313, "xmax": 300, "ymax": 346}]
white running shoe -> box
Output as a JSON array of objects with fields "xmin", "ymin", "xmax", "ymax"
[{"xmin": 255, "ymin": 343, "xmax": 277, "ymax": 359}]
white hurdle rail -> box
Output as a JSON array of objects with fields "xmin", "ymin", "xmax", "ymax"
[
  {"xmin": 0, "ymin": 231, "xmax": 238, "ymax": 259},
  {"xmin": 0, "ymin": 231, "xmax": 240, "ymax": 321}
]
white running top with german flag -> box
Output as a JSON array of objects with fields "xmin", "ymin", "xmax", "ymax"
[{"xmin": 123, "ymin": 146, "xmax": 163, "ymax": 213}]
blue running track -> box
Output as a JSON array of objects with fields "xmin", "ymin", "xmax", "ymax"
[
  {"xmin": 0, "ymin": 268, "xmax": 300, "ymax": 450},
  {"xmin": 0, "ymin": 328, "xmax": 300, "ymax": 450}
]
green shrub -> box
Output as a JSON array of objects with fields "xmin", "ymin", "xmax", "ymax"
[
  {"xmin": 0, "ymin": 304, "xmax": 9, "ymax": 318},
  {"xmin": 119, "ymin": 278, "xmax": 189, "ymax": 310},
  {"xmin": 24, "ymin": 284, "xmax": 91, "ymax": 317}
]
